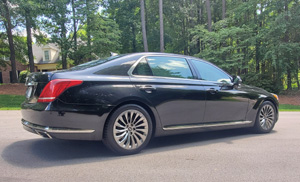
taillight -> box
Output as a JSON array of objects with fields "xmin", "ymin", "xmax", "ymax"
[{"xmin": 38, "ymin": 79, "xmax": 83, "ymax": 103}]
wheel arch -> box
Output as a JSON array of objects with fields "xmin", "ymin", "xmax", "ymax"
[
  {"xmin": 103, "ymin": 100, "xmax": 158, "ymax": 139},
  {"xmin": 263, "ymin": 97, "xmax": 278, "ymax": 114}
]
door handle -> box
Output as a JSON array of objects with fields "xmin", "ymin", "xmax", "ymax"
[
  {"xmin": 207, "ymin": 88, "xmax": 218, "ymax": 94},
  {"xmin": 137, "ymin": 85, "xmax": 156, "ymax": 93}
]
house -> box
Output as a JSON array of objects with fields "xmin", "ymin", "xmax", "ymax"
[
  {"xmin": 0, "ymin": 43, "xmax": 61, "ymax": 83},
  {"xmin": 32, "ymin": 43, "xmax": 61, "ymax": 72}
]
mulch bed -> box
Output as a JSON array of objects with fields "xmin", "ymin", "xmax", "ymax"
[
  {"xmin": 0, "ymin": 83, "xmax": 299, "ymax": 105},
  {"xmin": 0, "ymin": 83, "xmax": 27, "ymax": 96}
]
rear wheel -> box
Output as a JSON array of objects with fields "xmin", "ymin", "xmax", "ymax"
[
  {"xmin": 103, "ymin": 104, "xmax": 153, "ymax": 155},
  {"xmin": 253, "ymin": 101, "xmax": 277, "ymax": 133}
]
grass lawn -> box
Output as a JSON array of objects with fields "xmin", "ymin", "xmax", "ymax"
[
  {"xmin": 0, "ymin": 94, "xmax": 300, "ymax": 111},
  {"xmin": 279, "ymin": 104, "xmax": 300, "ymax": 111},
  {"xmin": 0, "ymin": 95, "xmax": 25, "ymax": 110}
]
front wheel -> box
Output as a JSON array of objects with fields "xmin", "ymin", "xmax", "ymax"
[
  {"xmin": 103, "ymin": 104, "xmax": 153, "ymax": 155},
  {"xmin": 253, "ymin": 101, "xmax": 277, "ymax": 133}
]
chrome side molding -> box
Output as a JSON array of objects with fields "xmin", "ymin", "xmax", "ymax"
[{"xmin": 163, "ymin": 120, "xmax": 252, "ymax": 131}]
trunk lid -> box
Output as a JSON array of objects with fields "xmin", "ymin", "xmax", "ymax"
[{"xmin": 25, "ymin": 72, "xmax": 54, "ymax": 103}]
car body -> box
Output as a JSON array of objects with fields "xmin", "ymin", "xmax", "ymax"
[{"xmin": 21, "ymin": 52, "xmax": 279, "ymax": 155}]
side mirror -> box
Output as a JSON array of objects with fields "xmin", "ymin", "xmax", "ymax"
[{"xmin": 232, "ymin": 75, "xmax": 242, "ymax": 87}]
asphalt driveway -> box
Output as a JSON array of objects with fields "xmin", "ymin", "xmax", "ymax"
[{"xmin": 0, "ymin": 111, "xmax": 299, "ymax": 182}]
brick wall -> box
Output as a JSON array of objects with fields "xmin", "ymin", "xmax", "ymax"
[{"xmin": 0, "ymin": 61, "xmax": 27, "ymax": 83}]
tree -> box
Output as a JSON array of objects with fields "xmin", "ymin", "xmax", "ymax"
[
  {"xmin": 159, "ymin": 0, "xmax": 164, "ymax": 52},
  {"xmin": 0, "ymin": 0, "xmax": 18, "ymax": 82},
  {"xmin": 42, "ymin": 0, "xmax": 71, "ymax": 69},
  {"xmin": 16, "ymin": 0, "xmax": 41, "ymax": 73},
  {"xmin": 222, "ymin": 0, "xmax": 226, "ymax": 19},
  {"xmin": 104, "ymin": 0, "xmax": 142, "ymax": 53},
  {"xmin": 205, "ymin": 0, "xmax": 212, "ymax": 32},
  {"xmin": 140, "ymin": 0, "xmax": 148, "ymax": 52}
]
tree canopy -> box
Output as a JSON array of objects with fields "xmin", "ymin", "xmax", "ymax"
[{"xmin": 0, "ymin": 0, "xmax": 299, "ymax": 92}]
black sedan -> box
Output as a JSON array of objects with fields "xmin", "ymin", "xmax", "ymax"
[{"xmin": 21, "ymin": 52, "xmax": 279, "ymax": 155}]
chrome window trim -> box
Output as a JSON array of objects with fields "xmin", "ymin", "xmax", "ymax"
[{"xmin": 128, "ymin": 55, "xmax": 233, "ymax": 83}]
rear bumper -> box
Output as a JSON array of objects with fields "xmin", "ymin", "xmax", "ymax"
[
  {"xmin": 22, "ymin": 119, "xmax": 96, "ymax": 140},
  {"xmin": 21, "ymin": 107, "xmax": 109, "ymax": 141}
]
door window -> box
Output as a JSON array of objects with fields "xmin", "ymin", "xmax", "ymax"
[
  {"xmin": 146, "ymin": 56, "xmax": 193, "ymax": 79},
  {"xmin": 191, "ymin": 60, "xmax": 231, "ymax": 83}
]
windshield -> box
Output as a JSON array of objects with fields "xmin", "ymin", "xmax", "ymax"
[{"xmin": 68, "ymin": 54, "xmax": 124, "ymax": 71}]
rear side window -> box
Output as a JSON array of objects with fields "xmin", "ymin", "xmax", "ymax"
[
  {"xmin": 141, "ymin": 56, "xmax": 193, "ymax": 79},
  {"xmin": 191, "ymin": 59, "xmax": 231, "ymax": 82}
]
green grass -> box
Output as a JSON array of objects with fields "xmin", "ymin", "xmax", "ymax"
[
  {"xmin": 279, "ymin": 104, "xmax": 300, "ymax": 111},
  {"xmin": 0, "ymin": 94, "xmax": 300, "ymax": 111},
  {"xmin": 0, "ymin": 95, "xmax": 25, "ymax": 110}
]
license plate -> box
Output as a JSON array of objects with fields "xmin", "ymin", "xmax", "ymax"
[{"xmin": 26, "ymin": 86, "xmax": 33, "ymax": 99}]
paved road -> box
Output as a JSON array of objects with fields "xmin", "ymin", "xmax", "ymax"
[{"xmin": 0, "ymin": 111, "xmax": 299, "ymax": 182}]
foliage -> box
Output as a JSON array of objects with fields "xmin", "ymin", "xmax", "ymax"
[
  {"xmin": 1, "ymin": 0, "xmax": 300, "ymax": 92},
  {"xmin": 242, "ymin": 73, "xmax": 281, "ymax": 93},
  {"xmin": 18, "ymin": 70, "xmax": 29, "ymax": 83},
  {"xmin": 0, "ymin": 33, "xmax": 28, "ymax": 67}
]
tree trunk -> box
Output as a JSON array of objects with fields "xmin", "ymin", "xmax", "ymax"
[
  {"xmin": 61, "ymin": 22, "xmax": 68, "ymax": 69},
  {"xmin": 71, "ymin": 0, "xmax": 78, "ymax": 64},
  {"xmin": 2, "ymin": 0, "xmax": 18, "ymax": 82},
  {"xmin": 205, "ymin": 0, "xmax": 212, "ymax": 32},
  {"xmin": 86, "ymin": 0, "xmax": 91, "ymax": 61},
  {"xmin": 254, "ymin": 7, "xmax": 260, "ymax": 73},
  {"xmin": 284, "ymin": 0, "xmax": 292, "ymax": 90},
  {"xmin": 287, "ymin": 69, "xmax": 292, "ymax": 90},
  {"xmin": 297, "ymin": 61, "xmax": 300, "ymax": 90},
  {"xmin": 159, "ymin": 0, "xmax": 164, "ymax": 52},
  {"xmin": 140, "ymin": 0, "xmax": 148, "ymax": 52},
  {"xmin": 196, "ymin": 1, "xmax": 202, "ymax": 54},
  {"xmin": 222, "ymin": 0, "xmax": 226, "ymax": 19},
  {"xmin": 25, "ymin": 10, "xmax": 35, "ymax": 73},
  {"xmin": 132, "ymin": 24, "xmax": 137, "ymax": 52}
]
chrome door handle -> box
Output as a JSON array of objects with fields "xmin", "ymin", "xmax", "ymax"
[
  {"xmin": 208, "ymin": 88, "xmax": 218, "ymax": 94},
  {"xmin": 137, "ymin": 85, "xmax": 156, "ymax": 93}
]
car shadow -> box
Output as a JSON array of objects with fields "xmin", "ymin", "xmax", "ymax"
[{"xmin": 2, "ymin": 128, "xmax": 276, "ymax": 168}]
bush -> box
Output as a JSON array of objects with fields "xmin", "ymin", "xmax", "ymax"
[
  {"xmin": 19, "ymin": 70, "xmax": 30, "ymax": 83},
  {"xmin": 242, "ymin": 73, "xmax": 282, "ymax": 94}
]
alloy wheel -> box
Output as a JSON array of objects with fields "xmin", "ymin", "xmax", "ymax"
[
  {"xmin": 113, "ymin": 110, "xmax": 149, "ymax": 150},
  {"xmin": 259, "ymin": 104, "xmax": 275, "ymax": 130}
]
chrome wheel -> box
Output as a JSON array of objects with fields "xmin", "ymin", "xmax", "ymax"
[
  {"xmin": 113, "ymin": 109, "xmax": 149, "ymax": 150},
  {"xmin": 259, "ymin": 104, "xmax": 275, "ymax": 130}
]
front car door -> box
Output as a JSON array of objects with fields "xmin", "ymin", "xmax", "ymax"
[
  {"xmin": 129, "ymin": 56, "xmax": 206, "ymax": 128},
  {"xmin": 189, "ymin": 59, "xmax": 249, "ymax": 123}
]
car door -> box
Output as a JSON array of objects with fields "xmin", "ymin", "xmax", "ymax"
[
  {"xmin": 189, "ymin": 59, "xmax": 249, "ymax": 123},
  {"xmin": 129, "ymin": 56, "xmax": 206, "ymax": 128}
]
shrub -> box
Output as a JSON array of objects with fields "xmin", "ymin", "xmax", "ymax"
[
  {"xmin": 19, "ymin": 70, "xmax": 30, "ymax": 83},
  {"xmin": 242, "ymin": 73, "xmax": 282, "ymax": 94}
]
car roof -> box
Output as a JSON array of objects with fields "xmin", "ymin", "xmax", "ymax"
[{"xmin": 124, "ymin": 52, "xmax": 200, "ymax": 59}]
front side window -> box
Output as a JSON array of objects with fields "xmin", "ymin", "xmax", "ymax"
[
  {"xmin": 191, "ymin": 59, "xmax": 231, "ymax": 83},
  {"xmin": 142, "ymin": 56, "xmax": 193, "ymax": 79}
]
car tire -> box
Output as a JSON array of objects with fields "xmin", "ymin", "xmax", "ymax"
[
  {"xmin": 253, "ymin": 101, "xmax": 277, "ymax": 133},
  {"xmin": 103, "ymin": 104, "xmax": 153, "ymax": 155}
]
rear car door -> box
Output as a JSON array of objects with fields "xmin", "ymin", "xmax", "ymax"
[
  {"xmin": 129, "ymin": 56, "xmax": 206, "ymax": 128},
  {"xmin": 190, "ymin": 59, "xmax": 249, "ymax": 123}
]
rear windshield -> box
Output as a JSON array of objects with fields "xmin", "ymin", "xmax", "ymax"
[{"xmin": 68, "ymin": 55, "xmax": 125, "ymax": 71}]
